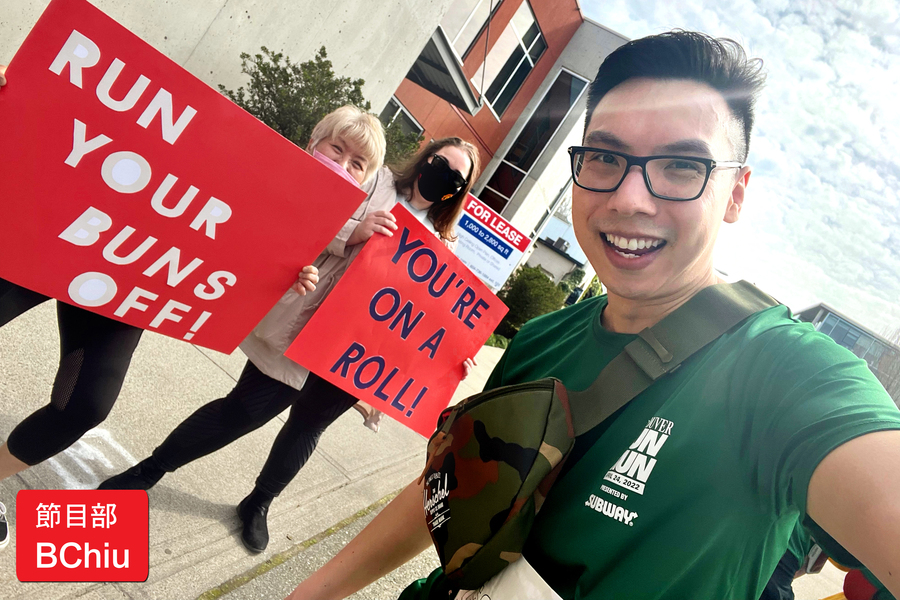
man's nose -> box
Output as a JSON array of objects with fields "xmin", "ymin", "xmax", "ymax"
[{"xmin": 607, "ymin": 166, "xmax": 657, "ymax": 216}]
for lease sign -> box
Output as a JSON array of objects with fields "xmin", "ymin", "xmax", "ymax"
[
  {"xmin": 455, "ymin": 195, "xmax": 532, "ymax": 291},
  {"xmin": 0, "ymin": 0, "xmax": 364, "ymax": 352}
]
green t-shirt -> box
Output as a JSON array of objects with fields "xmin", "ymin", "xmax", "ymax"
[
  {"xmin": 403, "ymin": 295, "xmax": 900, "ymax": 600},
  {"xmin": 785, "ymin": 522, "xmax": 813, "ymax": 563}
]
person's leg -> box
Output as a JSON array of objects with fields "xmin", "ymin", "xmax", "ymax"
[
  {"xmin": 3, "ymin": 303, "xmax": 142, "ymax": 479},
  {"xmin": 255, "ymin": 374, "xmax": 360, "ymax": 496},
  {"xmin": 0, "ymin": 278, "xmax": 52, "ymax": 478},
  {"xmin": 100, "ymin": 361, "xmax": 301, "ymax": 489},
  {"xmin": 0, "ymin": 446, "xmax": 29, "ymax": 483},
  {"xmin": 0, "ymin": 278, "xmax": 52, "ymax": 550},
  {"xmin": 351, "ymin": 402, "xmax": 370, "ymax": 420},
  {"xmin": 0, "ymin": 277, "xmax": 50, "ymax": 327},
  {"xmin": 237, "ymin": 373, "xmax": 359, "ymax": 552},
  {"xmin": 351, "ymin": 402, "xmax": 383, "ymax": 432},
  {"xmin": 759, "ymin": 550, "xmax": 800, "ymax": 600}
]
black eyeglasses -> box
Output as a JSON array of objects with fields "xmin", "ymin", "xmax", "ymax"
[
  {"xmin": 568, "ymin": 146, "xmax": 743, "ymax": 201},
  {"xmin": 431, "ymin": 154, "xmax": 468, "ymax": 190}
]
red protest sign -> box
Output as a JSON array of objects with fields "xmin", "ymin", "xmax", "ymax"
[
  {"xmin": 0, "ymin": 0, "xmax": 364, "ymax": 353},
  {"xmin": 16, "ymin": 490, "xmax": 149, "ymax": 582},
  {"xmin": 286, "ymin": 205, "xmax": 508, "ymax": 437}
]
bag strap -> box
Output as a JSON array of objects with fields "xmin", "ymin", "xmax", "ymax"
[{"xmin": 568, "ymin": 280, "xmax": 779, "ymax": 436}]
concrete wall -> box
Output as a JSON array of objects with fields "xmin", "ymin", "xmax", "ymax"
[
  {"xmin": 480, "ymin": 19, "xmax": 627, "ymax": 232},
  {"xmin": 525, "ymin": 242, "xmax": 578, "ymax": 284},
  {"xmin": 1, "ymin": 0, "xmax": 454, "ymax": 111}
]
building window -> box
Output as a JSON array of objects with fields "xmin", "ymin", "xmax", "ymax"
[
  {"xmin": 865, "ymin": 341, "xmax": 885, "ymax": 368},
  {"xmin": 480, "ymin": 69, "xmax": 588, "ymax": 212},
  {"xmin": 818, "ymin": 313, "xmax": 839, "ymax": 336},
  {"xmin": 440, "ymin": 0, "xmax": 501, "ymax": 59},
  {"xmin": 821, "ymin": 317, "xmax": 868, "ymax": 351},
  {"xmin": 851, "ymin": 334, "xmax": 874, "ymax": 359},
  {"xmin": 379, "ymin": 97, "xmax": 424, "ymax": 137},
  {"xmin": 471, "ymin": 1, "xmax": 547, "ymax": 118},
  {"xmin": 842, "ymin": 329, "xmax": 861, "ymax": 350},
  {"xmin": 829, "ymin": 321, "xmax": 851, "ymax": 347}
]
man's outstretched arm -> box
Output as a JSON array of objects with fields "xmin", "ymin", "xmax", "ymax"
[
  {"xmin": 286, "ymin": 478, "xmax": 432, "ymax": 600},
  {"xmin": 807, "ymin": 429, "xmax": 900, "ymax": 596}
]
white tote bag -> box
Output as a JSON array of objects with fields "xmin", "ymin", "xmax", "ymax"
[{"xmin": 454, "ymin": 557, "xmax": 563, "ymax": 600}]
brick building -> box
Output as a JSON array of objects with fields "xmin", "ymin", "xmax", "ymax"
[{"xmin": 383, "ymin": 0, "xmax": 626, "ymax": 269}]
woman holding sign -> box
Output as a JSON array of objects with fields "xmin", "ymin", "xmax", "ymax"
[
  {"xmin": 101, "ymin": 113, "xmax": 481, "ymax": 552},
  {"xmin": 0, "ymin": 65, "xmax": 145, "ymax": 536},
  {"xmin": 349, "ymin": 138, "xmax": 482, "ymax": 431}
]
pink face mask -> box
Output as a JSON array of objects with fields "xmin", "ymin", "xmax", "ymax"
[{"xmin": 313, "ymin": 150, "xmax": 362, "ymax": 188}]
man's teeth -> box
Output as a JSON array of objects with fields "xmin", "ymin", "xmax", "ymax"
[{"xmin": 604, "ymin": 234, "xmax": 663, "ymax": 251}]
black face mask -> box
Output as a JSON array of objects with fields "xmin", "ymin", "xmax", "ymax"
[{"xmin": 417, "ymin": 154, "xmax": 467, "ymax": 203}]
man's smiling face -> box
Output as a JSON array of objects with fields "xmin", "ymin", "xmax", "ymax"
[{"xmin": 573, "ymin": 77, "xmax": 750, "ymax": 303}]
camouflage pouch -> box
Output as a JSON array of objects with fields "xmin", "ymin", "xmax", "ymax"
[
  {"xmin": 418, "ymin": 281, "xmax": 779, "ymax": 592},
  {"xmin": 420, "ymin": 378, "xmax": 575, "ymax": 591}
]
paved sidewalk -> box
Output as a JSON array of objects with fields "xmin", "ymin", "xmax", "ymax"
[
  {"xmin": 0, "ymin": 303, "xmax": 845, "ymax": 599},
  {"xmin": 0, "ymin": 302, "xmax": 502, "ymax": 600}
]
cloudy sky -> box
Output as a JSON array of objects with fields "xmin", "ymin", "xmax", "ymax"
[{"xmin": 579, "ymin": 0, "xmax": 900, "ymax": 338}]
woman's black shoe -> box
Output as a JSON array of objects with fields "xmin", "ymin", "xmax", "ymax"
[
  {"xmin": 98, "ymin": 457, "xmax": 165, "ymax": 490},
  {"xmin": 237, "ymin": 495, "xmax": 270, "ymax": 553}
]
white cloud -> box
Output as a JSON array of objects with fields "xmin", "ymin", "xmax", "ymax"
[{"xmin": 580, "ymin": 0, "xmax": 900, "ymax": 335}]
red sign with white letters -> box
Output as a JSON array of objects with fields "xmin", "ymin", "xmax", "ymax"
[
  {"xmin": 16, "ymin": 490, "xmax": 149, "ymax": 582},
  {"xmin": 463, "ymin": 195, "xmax": 531, "ymax": 253},
  {"xmin": 286, "ymin": 205, "xmax": 508, "ymax": 437},
  {"xmin": 0, "ymin": 0, "xmax": 364, "ymax": 352}
]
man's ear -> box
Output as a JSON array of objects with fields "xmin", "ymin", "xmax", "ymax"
[{"xmin": 724, "ymin": 166, "xmax": 751, "ymax": 223}]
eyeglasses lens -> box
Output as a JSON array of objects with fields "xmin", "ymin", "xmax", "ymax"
[{"xmin": 574, "ymin": 150, "xmax": 709, "ymax": 200}]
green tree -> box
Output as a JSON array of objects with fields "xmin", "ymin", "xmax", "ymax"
[
  {"xmin": 579, "ymin": 275, "xmax": 602, "ymax": 302},
  {"xmin": 557, "ymin": 266, "xmax": 586, "ymax": 296},
  {"xmin": 219, "ymin": 46, "xmax": 420, "ymax": 163},
  {"xmin": 383, "ymin": 118, "xmax": 424, "ymax": 166},
  {"xmin": 497, "ymin": 265, "xmax": 567, "ymax": 336}
]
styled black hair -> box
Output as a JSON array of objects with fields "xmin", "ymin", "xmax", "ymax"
[{"xmin": 585, "ymin": 31, "xmax": 766, "ymax": 162}]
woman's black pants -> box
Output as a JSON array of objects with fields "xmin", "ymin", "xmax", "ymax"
[
  {"xmin": 1, "ymin": 278, "xmax": 143, "ymax": 465},
  {"xmin": 151, "ymin": 360, "xmax": 359, "ymax": 496}
]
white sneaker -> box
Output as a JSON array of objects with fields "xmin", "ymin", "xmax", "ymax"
[{"xmin": 0, "ymin": 502, "xmax": 9, "ymax": 549}]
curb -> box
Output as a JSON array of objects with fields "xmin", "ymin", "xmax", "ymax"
[{"xmin": 195, "ymin": 489, "xmax": 402, "ymax": 600}]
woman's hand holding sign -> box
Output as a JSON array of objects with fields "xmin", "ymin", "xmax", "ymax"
[
  {"xmin": 0, "ymin": 65, "xmax": 7, "ymax": 87},
  {"xmin": 463, "ymin": 357, "xmax": 477, "ymax": 380},
  {"xmin": 346, "ymin": 210, "xmax": 398, "ymax": 247},
  {"xmin": 291, "ymin": 266, "xmax": 319, "ymax": 296}
]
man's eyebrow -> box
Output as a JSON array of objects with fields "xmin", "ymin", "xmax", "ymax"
[
  {"xmin": 656, "ymin": 139, "xmax": 713, "ymax": 157},
  {"xmin": 584, "ymin": 130, "xmax": 632, "ymax": 152}
]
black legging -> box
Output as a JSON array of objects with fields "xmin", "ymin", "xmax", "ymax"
[
  {"xmin": 151, "ymin": 360, "xmax": 359, "ymax": 497},
  {"xmin": 1, "ymin": 278, "xmax": 143, "ymax": 465},
  {"xmin": 759, "ymin": 550, "xmax": 799, "ymax": 600}
]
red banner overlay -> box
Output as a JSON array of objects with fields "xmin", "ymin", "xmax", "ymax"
[
  {"xmin": 287, "ymin": 205, "xmax": 508, "ymax": 437},
  {"xmin": 0, "ymin": 0, "xmax": 364, "ymax": 353},
  {"xmin": 16, "ymin": 490, "xmax": 149, "ymax": 582}
]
